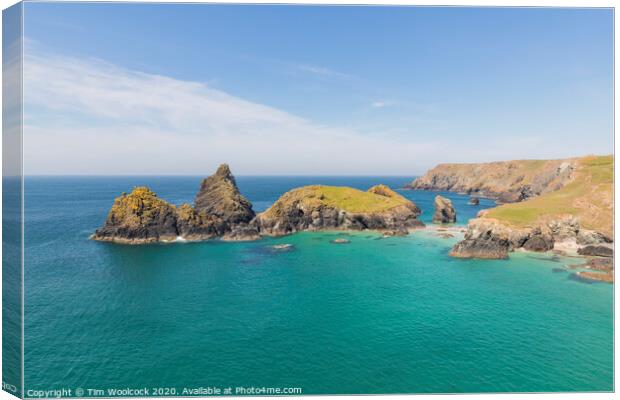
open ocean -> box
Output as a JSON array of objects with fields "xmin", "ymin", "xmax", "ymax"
[{"xmin": 19, "ymin": 176, "xmax": 612, "ymax": 394}]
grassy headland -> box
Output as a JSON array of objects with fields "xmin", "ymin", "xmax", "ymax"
[{"xmin": 485, "ymin": 155, "xmax": 613, "ymax": 236}]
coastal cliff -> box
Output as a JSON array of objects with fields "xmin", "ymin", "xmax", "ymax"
[
  {"xmin": 407, "ymin": 158, "xmax": 577, "ymax": 203},
  {"xmin": 448, "ymin": 156, "xmax": 613, "ymax": 281},
  {"xmin": 254, "ymin": 184, "xmax": 424, "ymax": 236}
]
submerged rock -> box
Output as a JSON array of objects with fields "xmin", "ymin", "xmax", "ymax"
[
  {"xmin": 468, "ymin": 197, "xmax": 480, "ymax": 205},
  {"xmin": 576, "ymin": 271, "xmax": 613, "ymax": 283},
  {"xmin": 331, "ymin": 238, "xmax": 351, "ymax": 244},
  {"xmin": 585, "ymin": 258, "xmax": 613, "ymax": 272},
  {"xmin": 432, "ymin": 195, "xmax": 456, "ymax": 224},
  {"xmin": 271, "ymin": 244, "xmax": 294, "ymax": 250},
  {"xmin": 382, "ymin": 229, "xmax": 408, "ymax": 237}
]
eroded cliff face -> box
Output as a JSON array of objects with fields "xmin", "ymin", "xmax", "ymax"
[
  {"xmin": 407, "ymin": 158, "xmax": 577, "ymax": 203},
  {"xmin": 253, "ymin": 185, "xmax": 424, "ymax": 236}
]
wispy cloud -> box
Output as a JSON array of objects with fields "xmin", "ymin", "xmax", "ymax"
[
  {"xmin": 297, "ymin": 64, "xmax": 351, "ymax": 79},
  {"xmin": 23, "ymin": 47, "xmax": 566, "ymax": 175},
  {"xmin": 371, "ymin": 100, "xmax": 397, "ymax": 108}
]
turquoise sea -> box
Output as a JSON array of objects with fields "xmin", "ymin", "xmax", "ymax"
[{"xmin": 20, "ymin": 176, "xmax": 612, "ymax": 395}]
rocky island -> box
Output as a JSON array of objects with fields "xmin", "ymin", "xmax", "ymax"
[
  {"xmin": 432, "ymin": 195, "xmax": 456, "ymax": 224},
  {"xmin": 92, "ymin": 164, "xmax": 259, "ymax": 244},
  {"xmin": 254, "ymin": 184, "xmax": 424, "ymax": 236},
  {"xmin": 92, "ymin": 166, "xmax": 424, "ymax": 243}
]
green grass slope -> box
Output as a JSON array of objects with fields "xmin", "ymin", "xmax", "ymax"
[
  {"xmin": 485, "ymin": 155, "xmax": 613, "ymax": 236},
  {"xmin": 262, "ymin": 185, "xmax": 412, "ymax": 218}
]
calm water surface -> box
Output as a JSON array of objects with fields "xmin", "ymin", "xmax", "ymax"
[{"xmin": 21, "ymin": 176, "xmax": 612, "ymax": 394}]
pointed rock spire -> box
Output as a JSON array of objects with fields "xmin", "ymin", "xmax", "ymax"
[{"xmin": 194, "ymin": 164, "xmax": 255, "ymax": 224}]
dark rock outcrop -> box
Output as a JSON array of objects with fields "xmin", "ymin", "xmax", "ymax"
[
  {"xmin": 449, "ymin": 218, "xmax": 554, "ymax": 259},
  {"xmin": 468, "ymin": 197, "xmax": 480, "ymax": 205},
  {"xmin": 522, "ymin": 231, "xmax": 554, "ymax": 252},
  {"xmin": 578, "ymin": 245, "xmax": 613, "ymax": 258},
  {"xmin": 195, "ymin": 164, "xmax": 255, "ymax": 225},
  {"xmin": 450, "ymin": 216, "xmax": 613, "ymax": 259},
  {"xmin": 432, "ymin": 195, "xmax": 456, "ymax": 224},
  {"xmin": 175, "ymin": 203, "xmax": 222, "ymax": 240},
  {"xmin": 450, "ymin": 236, "xmax": 509, "ymax": 259}
]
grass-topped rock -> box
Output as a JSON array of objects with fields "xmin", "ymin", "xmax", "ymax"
[{"xmin": 254, "ymin": 184, "xmax": 424, "ymax": 236}]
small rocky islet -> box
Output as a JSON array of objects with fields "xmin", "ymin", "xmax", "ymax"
[{"xmin": 93, "ymin": 156, "xmax": 614, "ymax": 283}]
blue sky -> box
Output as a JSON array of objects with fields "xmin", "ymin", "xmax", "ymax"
[{"xmin": 22, "ymin": 3, "xmax": 613, "ymax": 175}]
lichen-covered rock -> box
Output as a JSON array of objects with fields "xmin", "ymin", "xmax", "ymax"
[
  {"xmin": 195, "ymin": 164, "xmax": 255, "ymax": 226},
  {"xmin": 432, "ymin": 195, "xmax": 456, "ymax": 224},
  {"xmin": 92, "ymin": 187, "xmax": 179, "ymax": 244},
  {"xmin": 254, "ymin": 185, "xmax": 424, "ymax": 236},
  {"xmin": 175, "ymin": 203, "xmax": 222, "ymax": 240},
  {"xmin": 93, "ymin": 165, "xmax": 259, "ymax": 244}
]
